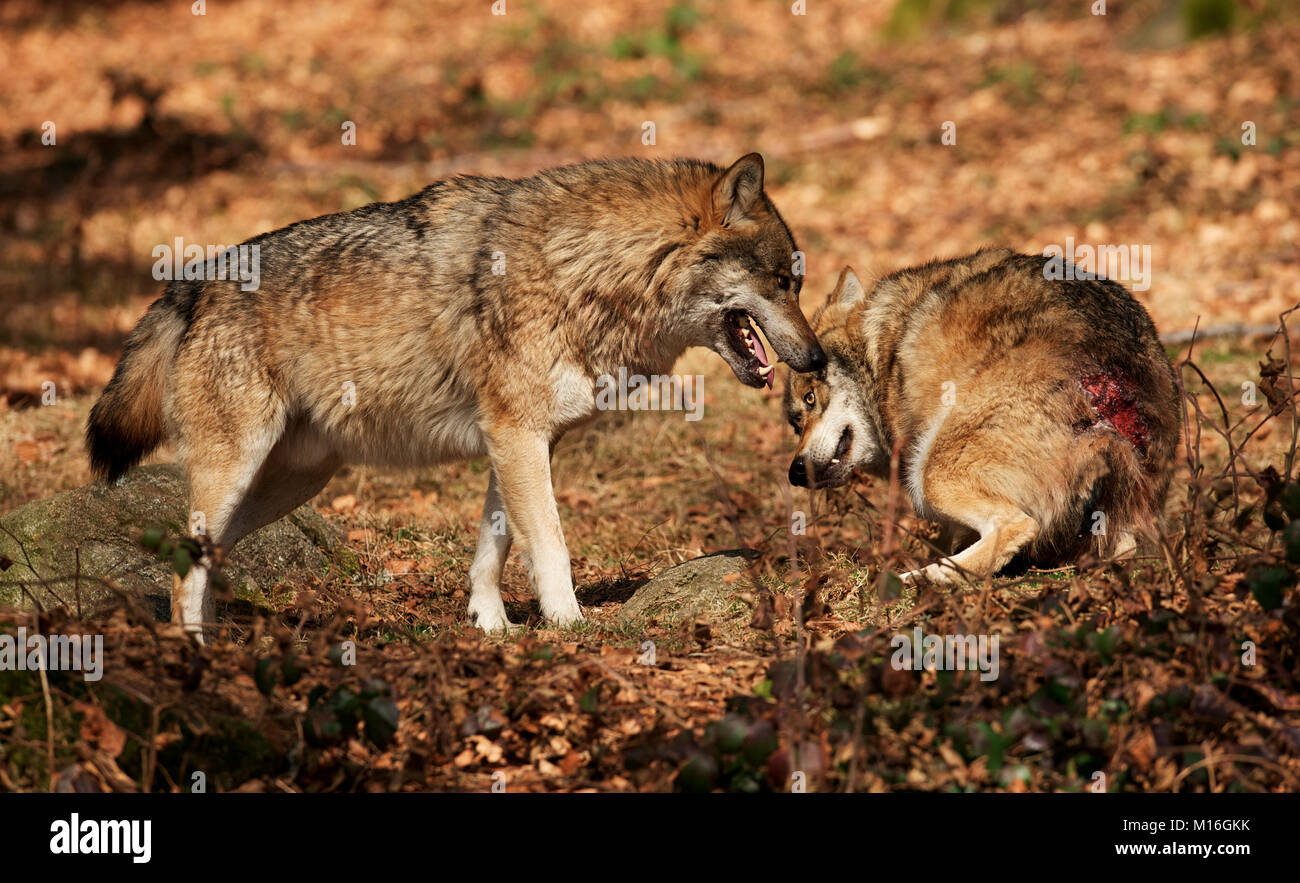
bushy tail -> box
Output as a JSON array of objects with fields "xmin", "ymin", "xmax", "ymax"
[
  {"xmin": 1090, "ymin": 433, "xmax": 1172, "ymax": 555},
  {"xmin": 1032, "ymin": 431, "xmax": 1176, "ymax": 564},
  {"xmin": 1027, "ymin": 350, "xmax": 1182, "ymax": 566},
  {"xmin": 86, "ymin": 289, "xmax": 192, "ymax": 481}
]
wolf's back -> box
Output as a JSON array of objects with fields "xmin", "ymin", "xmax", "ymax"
[{"xmin": 86, "ymin": 281, "xmax": 198, "ymax": 481}]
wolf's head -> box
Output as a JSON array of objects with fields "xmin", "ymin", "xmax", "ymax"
[
  {"xmin": 783, "ymin": 267, "xmax": 888, "ymax": 488},
  {"xmin": 680, "ymin": 154, "xmax": 825, "ymax": 388}
]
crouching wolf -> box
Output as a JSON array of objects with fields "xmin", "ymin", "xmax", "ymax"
[
  {"xmin": 784, "ymin": 248, "xmax": 1179, "ymax": 583},
  {"xmin": 88, "ymin": 154, "xmax": 825, "ymax": 639}
]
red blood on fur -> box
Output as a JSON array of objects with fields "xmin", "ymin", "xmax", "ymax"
[{"xmin": 1080, "ymin": 372, "xmax": 1149, "ymax": 454}]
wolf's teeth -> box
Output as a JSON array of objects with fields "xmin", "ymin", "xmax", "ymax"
[
  {"xmin": 740, "ymin": 328, "xmax": 752, "ymax": 340},
  {"xmin": 758, "ymin": 364, "xmax": 773, "ymax": 377},
  {"xmin": 831, "ymin": 458, "xmax": 840, "ymax": 464}
]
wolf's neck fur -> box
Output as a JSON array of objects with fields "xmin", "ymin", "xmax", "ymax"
[
  {"xmin": 515, "ymin": 159, "xmax": 721, "ymax": 379},
  {"xmin": 844, "ymin": 300, "xmax": 901, "ymax": 468}
]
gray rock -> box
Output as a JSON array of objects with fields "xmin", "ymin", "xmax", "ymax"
[
  {"xmin": 617, "ymin": 549, "xmax": 758, "ymax": 625},
  {"xmin": 0, "ymin": 464, "xmax": 338, "ymax": 621}
]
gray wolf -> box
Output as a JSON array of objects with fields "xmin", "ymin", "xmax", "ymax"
[
  {"xmin": 784, "ymin": 248, "xmax": 1179, "ymax": 583},
  {"xmin": 87, "ymin": 154, "xmax": 825, "ymax": 639}
]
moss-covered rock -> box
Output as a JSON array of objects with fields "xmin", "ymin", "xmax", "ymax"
[
  {"xmin": 617, "ymin": 549, "xmax": 758, "ymax": 626},
  {"xmin": 0, "ymin": 465, "xmax": 337, "ymax": 621}
]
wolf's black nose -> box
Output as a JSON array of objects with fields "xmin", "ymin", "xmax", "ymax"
[
  {"xmin": 806, "ymin": 346, "xmax": 827, "ymax": 372},
  {"xmin": 789, "ymin": 456, "xmax": 808, "ymax": 487}
]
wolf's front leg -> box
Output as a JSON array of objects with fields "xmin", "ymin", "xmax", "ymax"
[
  {"xmin": 486, "ymin": 427, "xmax": 583, "ymax": 627},
  {"xmin": 466, "ymin": 470, "xmax": 516, "ymax": 632}
]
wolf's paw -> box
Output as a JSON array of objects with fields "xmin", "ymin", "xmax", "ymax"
[
  {"xmin": 468, "ymin": 596, "xmax": 517, "ymax": 633},
  {"xmin": 900, "ymin": 565, "xmax": 954, "ymax": 586},
  {"xmin": 541, "ymin": 596, "xmax": 584, "ymax": 628}
]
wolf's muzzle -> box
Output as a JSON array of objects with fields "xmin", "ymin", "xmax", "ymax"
[
  {"xmin": 788, "ymin": 455, "xmax": 809, "ymax": 487},
  {"xmin": 792, "ymin": 345, "xmax": 827, "ymax": 373}
]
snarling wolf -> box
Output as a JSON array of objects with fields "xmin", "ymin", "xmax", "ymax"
[
  {"xmin": 784, "ymin": 248, "xmax": 1179, "ymax": 583},
  {"xmin": 87, "ymin": 154, "xmax": 825, "ymax": 639}
]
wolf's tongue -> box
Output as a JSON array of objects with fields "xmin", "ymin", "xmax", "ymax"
[{"xmin": 751, "ymin": 331, "xmax": 770, "ymax": 368}]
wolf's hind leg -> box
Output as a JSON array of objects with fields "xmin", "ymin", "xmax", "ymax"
[
  {"xmin": 221, "ymin": 423, "xmax": 340, "ymax": 542},
  {"xmin": 901, "ymin": 480, "xmax": 1039, "ymax": 586},
  {"xmin": 173, "ymin": 403, "xmax": 327, "ymax": 641},
  {"xmin": 181, "ymin": 458, "xmax": 337, "ymax": 641},
  {"xmin": 467, "ymin": 470, "xmax": 516, "ymax": 632},
  {"xmin": 485, "ymin": 427, "xmax": 583, "ymax": 627},
  {"xmin": 902, "ymin": 506, "xmax": 1038, "ymax": 585},
  {"xmin": 179, "ymin": 437, "xmax": 283, "ymax": 642}
]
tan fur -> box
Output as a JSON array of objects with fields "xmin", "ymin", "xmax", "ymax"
[
  {"xmin": 86, "ymin": 301, "xmax": 186, "ymax": 476},
  {"xmin": 784, "ymin": 249, "xmax": 1180, "ymax": 584},
  {"xmin": 88, "ymin": 154, "xmax": 826, "ymax": 639}
]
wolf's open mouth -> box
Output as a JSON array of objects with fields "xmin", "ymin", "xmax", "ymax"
[
  {"xmin": 724, "ymin": 310, "xmax": 774, "ymax": 388},
  {"xmin": 805, "ymin": 428, "xmax": 855, "ymax": 488},
  {"xmin": 832, "ymin": 426, "xmax": 853, "ymax": 463}
]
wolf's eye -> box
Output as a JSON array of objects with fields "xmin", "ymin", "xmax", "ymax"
[
  {"xmin": 803, "ymin": 391, "xmax": 815, "ymax": 407},
  {"xmin": 776, "ymin": 274, "xmax": 792, "ymax": 292}
]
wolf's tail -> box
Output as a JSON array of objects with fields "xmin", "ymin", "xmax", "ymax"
[
  {"xmin": 1033, "ymin": 429, "xmax": 1176, "ymax": 563},
  {"xmin": 1089, "ymin": 432, "xmax": 1173, "ymax": 555},
  {"xmin": 86, "ymin": 284, "xmax": 195, "ymax": 482}
]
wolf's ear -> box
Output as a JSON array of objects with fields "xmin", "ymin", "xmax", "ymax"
[
  {"xmin": 713, "ymin": 153, "xmax": 765, "ymax": 225},
  {"xmin": 827, "ymin": 266, "xmax": 866, "ymax": 310}
]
